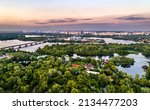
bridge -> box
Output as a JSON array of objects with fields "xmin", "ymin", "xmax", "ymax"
[{"xmin": 0, "ymin": 40, "xmax": 48, "ymax": 50}]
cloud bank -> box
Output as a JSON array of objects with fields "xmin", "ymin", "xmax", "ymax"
[
  {"xmin": 117, "ymin": 15, "xmax": 150, "ymax": 21},
  {"xmin": 34, "ymin": 18, "xmax": 92, "ymax": 24}
]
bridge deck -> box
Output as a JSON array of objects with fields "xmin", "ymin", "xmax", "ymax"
[{"xmin": 0, "ymin": 40, "xmax": 47, "ymax": 50}]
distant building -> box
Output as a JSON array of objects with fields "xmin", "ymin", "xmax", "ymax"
[
  {"xmin": 64, "ymin": 37, "xmax": 71, "ymax": 41},
  {"xmin": 70, "ymin": 36, "xmax": 82, "ymax": 41},
  {"xmin": 81, "ymin": 38, "xmax": 88, "ymax": 42},
  {"xmin": 81, "ymin": 30, "xmax": 84, "ymax": 34},
  {"xmin": 84, "ymin": 63, "xmax": 94, "ymax": 70},
  {"xmin": 25, "ymin": 35, "xmax": 45, "ymax": 38},
  {"xmin": 72, "ymin": 64, "xmax": 80, "ymax": 68},
  {"xmin": 102, "ymin": 56, "xmax": 109, "ymax": 64}
]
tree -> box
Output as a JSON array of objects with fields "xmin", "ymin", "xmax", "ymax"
[
  {"xmin": 98, "ymin": 74, "xmax": 107, "ymax": 87},
  {"xmin": 140, "ymin": 87, "xmax": 150, "ymax": 93},
  {"xmin": 107, "ymin": 85, "xmax": 115, "ymax": 93},
  {"xmin": 134, "ymin": 74, "xmax": 140, "ymax": 84},
  {"xmin": 120, "ymin": 84, "xmax": 134, "ymax": 93},
  {"xmin": 146, "ymin": 66, "xmax": 150, "ymax": 80},
  {"xmin": 71, "ymin": 88, "xmax": 80, "ymax": 93},
  {"xmin": 13, "ymin": 65, "xmax": 23, "ymax": 76},
  {"xmin": 140, "ymin": 78, "xmax": 149, "ymax": 87},
  {"xmin": 51, "ymin": 84, "xmax": 62, "ymax": 93},
  {"xmin": 0, "ymin": 87, "xmax": 4, "ymax": 93},
  {"xmin": 64, "ymin": 70, "xmax": 72, "ymax": 79},
  {"xmin": 66, "ymin": 80, "xmax": 78, "ymax": 92},
  {"xmin": 90, "ymin": 58, "xmax": 97, "ymax": 66},
  {"xmin": 20, "ymin": 85, "xmax": 30, "ymax": 93}
]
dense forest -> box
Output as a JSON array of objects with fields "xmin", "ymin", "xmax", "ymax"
[
  {"xmin": 37, "ymin": 43, "xmax": 150, "ymax": 57},
  {"xmin": 0, "ymin": 43, "xmax": 150, "ymax": 93},
  {"xmin": 0, "ymin": 33, "xmax": 47, "ymax": 41}
]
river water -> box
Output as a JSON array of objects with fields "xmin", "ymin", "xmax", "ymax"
[
  {"xmin": 88, "ymin": 37, "xmax": 136, "ymax": 44},
  {"xmin": 0, "ymin": 38, "xmax": 136, "ymax": 51}
]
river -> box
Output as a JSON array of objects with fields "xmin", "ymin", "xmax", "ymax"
[
  {"xmin": 0, "ymin": 38, "xmax": 137, "ymax": 52},
  {"xmin": 17, "ymin": 38, "xmax": 137, "ymax": 52},
  {"xmin": 88, "ymin": 37, "xmax": 137, "ymax": 44}
]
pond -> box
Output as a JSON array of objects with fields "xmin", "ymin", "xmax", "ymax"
[
  {"xmin": 71, "ymin": 53, "xmax": 150, "ymax": 77},
  {"xmin": 118, "ymin": 53, "xmax": 150, "ymax": 77}
]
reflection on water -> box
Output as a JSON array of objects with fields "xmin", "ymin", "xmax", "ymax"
[
  {"xmin": 72, "ymin": 53, "xmax": 150, "ymax": 77},
  {"xmin": 118, "ymin": 53, "xmax": 150, "ymax": 77}
]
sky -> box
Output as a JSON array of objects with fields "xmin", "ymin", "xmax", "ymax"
[{"xmin": 0, "ymin": 0, "xmax": 150, "ymax": 31}]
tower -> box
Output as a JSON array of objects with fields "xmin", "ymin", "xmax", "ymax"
[{"xmin": 81, "ymin": 30, "xmax": 84, "ymax": 35}]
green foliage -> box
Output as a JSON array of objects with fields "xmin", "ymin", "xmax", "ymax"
[
  {"xmin": 107, "ymin": 85, "xmax": 116, "ymax": 93},
  {"xmin": 11, "ymin": 52, "xmax": 36, "ymax": 62},
  {"xmin": 0, "ymin": 43, "xmax": 150, "ymax": 93},
  {"xmin": 141, "ymin": 87, "xmax": 150, "ymax": 93},
  {"xmin": 37, "ymin": 43, "xmax": 150, "ymax": 57},
  {"xmin": 0, "ymin": 87, "xmax": 4, "ymax": 93},
  {"xmin": 146, "ymin": 66, "xmax": 150, "ymax": 80},
  {"xmin": 111, "ymin": 56, "xmax": 134, "ymax": 66}
]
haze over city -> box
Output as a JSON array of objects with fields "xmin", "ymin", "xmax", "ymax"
[{"xmin": 0, "ymin": 0, "xmax": 150, "ymax": 31}]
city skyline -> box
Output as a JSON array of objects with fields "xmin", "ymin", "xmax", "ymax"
[{"xmin": 0, "ymin": 0, "xmax": 150, "ymax": 31}]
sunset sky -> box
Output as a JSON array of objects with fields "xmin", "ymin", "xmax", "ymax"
[{"xmin": 0, "ymin": 0, "xmax": 150, "ymax": 31}]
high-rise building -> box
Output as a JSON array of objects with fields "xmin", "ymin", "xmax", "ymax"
[{"xmin": 81, "ymin": 30, "xmax": 84, "ymax": 34}]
